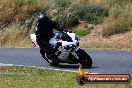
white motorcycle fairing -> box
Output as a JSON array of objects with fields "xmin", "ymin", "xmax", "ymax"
[
  {"xmin": 49, "ymin": 32, "xmax": 78, "ymax": 47},
  {"xmin": 30, "ymin": 32, "xmax": 80, "ymax": 60}
]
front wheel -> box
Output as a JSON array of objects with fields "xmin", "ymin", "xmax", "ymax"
[{"xmin": 76, "ymin": 49, "xmax": 92, "ymax": 68}]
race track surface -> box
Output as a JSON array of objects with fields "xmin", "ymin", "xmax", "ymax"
[{"xmin": 0, "ymin": 48, "xmax": 132, "ymax": 74}]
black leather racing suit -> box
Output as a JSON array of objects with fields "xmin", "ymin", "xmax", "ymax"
[{"xmin": 35, "ymin": 19, "xmax": 67, "ymax": 54}]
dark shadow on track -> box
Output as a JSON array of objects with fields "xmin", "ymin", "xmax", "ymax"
[
  {"xmin": 58, "ymin": 64, "xmax": 79, "ymax": 69},
  {"xmin": 57, "ymin": 64, "xmax": 99, "ymax": 69}
]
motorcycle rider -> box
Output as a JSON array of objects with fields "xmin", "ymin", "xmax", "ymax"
[{"xmin": 35, "ymin": 12, "xmax": 67, "ymax": 63}]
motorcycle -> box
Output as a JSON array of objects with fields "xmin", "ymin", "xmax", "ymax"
[{"xmin": 30, "ymin": 31, "xmax": 92, "ymax": 68}]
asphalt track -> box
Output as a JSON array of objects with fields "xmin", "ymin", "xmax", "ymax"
[{"xmin": 0, "ymin": 48, "xmax": 132, "ymax": 74}]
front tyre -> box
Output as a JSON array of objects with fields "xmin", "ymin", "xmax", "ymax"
[{"xmin": 76, "ymin": 49, "xmax": 92, "ymax": 68}]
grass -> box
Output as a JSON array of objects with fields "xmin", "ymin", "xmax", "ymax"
[
  {"xmin": 80, "ymin": 42, "xmax": 132, "ymax": 50},
  {"xmin": 0, "ymin": 0, "xmax": 49, "ymax": 25},
  {"xmin": 102, "ymin": 19, "xmax": 131, "ymax": 37},
  {"xmin": 73, "ymin": 27, "xmax": 90, "ymax": 37},
  {"xmin": 80, "ymin": 28, "xmax": 132, "ymax": 50},
  {"xmin": 0, "ymin": 24, "xmax": 33, "ymax": 48},
  {"xmin": 0, "ymin": 66, "xmax": 131, "ymax": 88},
  {"xmin": 102, "ymin": 3, "xmax": 132, "ymax": 37}
]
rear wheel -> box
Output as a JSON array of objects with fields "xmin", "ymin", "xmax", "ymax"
[
  {"xmin": 76, "ymin": 49, "xmax": 92, "ymax": 68},
  {"xmin": 40, "ymin": 50, "xmax": 59, "ymax": 67}
]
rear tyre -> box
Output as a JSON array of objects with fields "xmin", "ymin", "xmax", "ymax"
[
  {"xmin": 40, "ymin": 50, "xmax": 59, "ymax": 67},
  {"xmin": 76, "ymin": 49, "xmax": 92, "ymax": 68}
]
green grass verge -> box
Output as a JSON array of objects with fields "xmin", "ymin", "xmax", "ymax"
[
  {"xmin": 73, "ymin": 28, "xmax": 90, "ymax": 37},
  {"xmin": 0, "ymin": 66, "xmax": 131, "ymax": 88}
]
